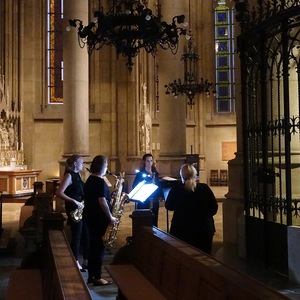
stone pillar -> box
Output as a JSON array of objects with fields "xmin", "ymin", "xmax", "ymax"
[
  {"xmin": 221, "ymin": 14, "xmax": 245, "ymax": 257},
  {"xmin": 63, "ymin": 0, "xmax": 89, "ymax": 157},
  {"xmin": 158, "ymin": 1, "xmax": 187, "ymax": 177},
  {"xmin": 55, "ymin": 0, "xmax": 89, "ymax": 212}
]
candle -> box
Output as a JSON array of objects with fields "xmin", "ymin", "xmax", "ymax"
[
  {"xmin": 21, "ymin": 142, "xmax": 23, "ymax": 150},
  {"xmin": 16, "ymin": 142, "xmax": 19, "ymax": 150}
]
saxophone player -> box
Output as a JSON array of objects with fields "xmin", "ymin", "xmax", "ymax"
[
  {"xmin": 55, "ymin": 155, "xmax": 87, "ymax": 272},
  {"xmin": 84, "ymin": 155, "xmax": 117, "ymax": 286},
  {"xmin": 132, "ymin": 153, "xmax": 164, "ymax": 227}
]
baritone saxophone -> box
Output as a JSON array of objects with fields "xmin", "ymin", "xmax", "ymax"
[{"xmin": 103, "ymin": 171, "xmax": 130, "ymax": 248}]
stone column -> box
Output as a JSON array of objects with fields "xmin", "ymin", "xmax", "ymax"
[
  {"xmin": 63, "ymin": 0, "xmax": 89, "ymax": 157},
  {"xmin": 56, "ymin": 0, "xmax": 89, "ymax": 211},
  {"xmin": 221, "ymin": 10, "xmax": 245, "ymax": 257},
  {"xmin": 158, "ymin": 1, "xmax": 187, "ymax": 177}
]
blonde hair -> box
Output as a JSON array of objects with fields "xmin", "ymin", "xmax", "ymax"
[
  {"xmin": 180, "ymin": 164, "xmax": 197, "ymax": 192},
  {"xmin": 64, "ymin": 155, "xmax": 81, "ymax": 173}
]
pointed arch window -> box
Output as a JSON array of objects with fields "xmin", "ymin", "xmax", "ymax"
[
  {"xmin": 47, "ymin": 0, "xmax": 63, "ymax": 104},
  {"xmin": 214, "ymin": 1, "xmax": 235, "ymax": 113}
]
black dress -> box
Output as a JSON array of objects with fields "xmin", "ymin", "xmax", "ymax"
[
  {"xmin": 64, "ymin": 170, "xmax": 84, "ymax": 261},
  {"xmin": 84, "ymin": 175, "xmax": 111, "ymax": 280},
  {"xmin": 165, "ymin": 182, "xmax": 218, "ymax": 254}
]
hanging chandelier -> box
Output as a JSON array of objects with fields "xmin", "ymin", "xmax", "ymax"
[
  {"xmin": 68, "ymin": 0, "xmax": 188, "ymax": 72},
  {"xmin": 164, "ymin": 37, "xmax": 214, "ymax": 107}
]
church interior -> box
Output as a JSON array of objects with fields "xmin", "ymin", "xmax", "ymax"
[{"xmin": 1, "ymin": 0, "xmax": 300, "ymax": 299}]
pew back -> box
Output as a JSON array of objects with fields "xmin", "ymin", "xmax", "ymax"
[
  {"xmin": 133, "ymin": 226, "xmax": 288, "ymax": 300},
  {"xmin": 7, "ymin": 228, "xmax": 92, "ymax": 300},
  {"xmin": 43, "ymin": 229, "xmax": 92, "ymax": 300}
]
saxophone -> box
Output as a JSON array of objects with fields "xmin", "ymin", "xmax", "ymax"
[
  {"xmin": 103, "ymin": 172, "xmax": 130, "ymax": 248},
  {"xmin": 70, "ymin": 201, "xmax": 84, "ymax": 223}
]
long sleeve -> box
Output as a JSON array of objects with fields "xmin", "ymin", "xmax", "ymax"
[
  {"xmin": 202, "ymin": 184, "xmax": 218, "ymax": 216},
  {"xmin": 165, "ymin": 183, "xmax": 181, "ymax": 211}
]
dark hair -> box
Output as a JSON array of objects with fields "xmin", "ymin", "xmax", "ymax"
[
  {"xmin": 142, "ymin": 153, "xmax": 153, "ymax": 161},
  {"xmin": 90, "ymin": 155, "xmax": 107, "ymax": 174},
  {"xmin": 65, "ymin": 154, "xmax": 81, "ymax": 172}
]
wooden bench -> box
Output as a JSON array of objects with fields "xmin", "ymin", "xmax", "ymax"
[
  {"xmin": 106, "ymin": 210, "xmax": 289, "ymax": 300},
  {"xmin": 7, "ymin": 213, "xmax": 92, "ymax": 300},
  {"xmin": 7, "ymin": 269, "xmax": 43, "ymax": 300},
  {"xmin": 107, "ymin": 264, "xmax": 166, "ymax": 300}
]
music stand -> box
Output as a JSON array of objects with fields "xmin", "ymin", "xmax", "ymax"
[{"xmin": 129, "ymin": 180, "xmax": 158, "ymax": 203}]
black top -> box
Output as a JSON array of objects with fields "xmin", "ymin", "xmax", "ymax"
[
  {"xmin": 165, "ymin": 182, "xmax": 218, "ymax": 237},
  {"xmin": 84, "ymin": 175, "xmax": 111, "ymax": 233},
  {"xmin": 64, "ymin": 170, "xmax": 84, "ymax": 214}
]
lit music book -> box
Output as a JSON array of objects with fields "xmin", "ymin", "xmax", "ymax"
[{"xmin": 128, "ymin": 180, "xmax": 158, "ymax": 203}]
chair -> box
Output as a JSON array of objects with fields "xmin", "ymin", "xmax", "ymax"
[
  {"xmin": 210, "ymin": 170, "xmax": 219, "ymax": 186},
  {"xmin": 219, "ymin": 170, "xmax": 228, "ymax": 186}
]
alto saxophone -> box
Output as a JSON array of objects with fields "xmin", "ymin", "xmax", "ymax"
[
  {"xmin": 70, "ymin": 201, "xmax": 84, "ymax": 223},
  {"xmin": 103, "ymin": 172, "xmax": 129, "ymax": 248}
]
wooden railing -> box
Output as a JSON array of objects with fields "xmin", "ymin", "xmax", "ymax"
[
  {"xmin": 7, "ymin": 213, "xmax": 92, "ymax": 300},
  {"xmin": 107, "ymin": 210, "xmax": 289, "ymax": 300}
]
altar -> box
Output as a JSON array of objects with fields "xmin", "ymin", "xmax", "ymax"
[
  {"xmin": 0, "ymin": 169, "xmax": 42, "ymax": 195},
  {"xmin": 0, "ymin": 169, "xmax": 42, "ymax": 233}
]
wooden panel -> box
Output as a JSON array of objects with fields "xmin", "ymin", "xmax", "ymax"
[
  {"xmin": 46, "ymin": 230, "xmax": 92, "ymax": 299},
  {"xmin": 160, "ymin": 253, "xmax": 180, "ymax": 298},
  {"xmin": 199, "ymin": 281, "xmax": 225, "ymax": 300},
  {"xmin": 106, "ymin": 265, "xmax": 166, "ymax": 300},
  {"xmin": 0, "ymin": 177, "xmax": 8, "ymax": 192},
  {"xmin": 138, "ymin": 227, "xmax": 289, "ymax": 300},
  {"xmin": 7, "ymin": 269, "xmax": 43, "ymax": 300},
  {"xmin": 146, "ymin": 242, "xmax": 164, "ymax": 286},
  {"xmin": 0, "ymin": 170, "xmax": 41, "ymax": 195},
  {"xmin": 222, "ymin": 142, "xmax": 237, "ymax": 161}
]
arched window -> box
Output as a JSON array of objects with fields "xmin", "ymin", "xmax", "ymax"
[
  {"xmin": 47, "ymin": 0, "xmax": 63, "ymax": 104},
  {"xmin": 214, "ymin": 1, "xmax": 235, "ymax": 113}
]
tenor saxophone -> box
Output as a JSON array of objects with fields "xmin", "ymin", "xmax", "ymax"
[
  {"xmin": 103, "ymin": 172, "xmax": 129, "ymax": 248},
  {"xmin": 70, "ymin": 201, "xmax": 84, "ymax": 223}
]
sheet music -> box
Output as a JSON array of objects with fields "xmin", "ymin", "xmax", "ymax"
[
  {"xmin": 128, "ymin": 180, "xmax": 158, "ymax": 202},
  {"xmin": 162, "ymin": 176, "xmax": 178, "ymax": 181}
]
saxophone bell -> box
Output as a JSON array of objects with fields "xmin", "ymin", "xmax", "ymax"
[
  {"xmin": 70, "ymin": 201, "xmax": 84, "ymax": 223},
  {"xmin": 103, "ymin": 172, "xmax": 129, "ymax": 248}
]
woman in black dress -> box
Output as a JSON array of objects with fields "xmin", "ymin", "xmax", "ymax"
[
  {"xmin": 165, "ymin": 164, "xmax": 218, "ymax": 254},
  {"xmin": 84, "ymin": 155, "xmax": 117, "ymax": 286},
  {"xmin": 56, "ymin": 155, "xmax": 86, "ymax": 271}
]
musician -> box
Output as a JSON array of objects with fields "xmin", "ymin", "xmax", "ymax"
[
  {"xmin": 84, "ymin": 155, "xmax": 117, "ymax": 286},
  {"xmin": 165, "ymin": 164, "xmax": 218, "ymax": 254},
  {"xmin": 55, "ymin": 154, "xmax": 86, "ymax": 271},
  {"xmin": 132, "ymin": 153, "xmax": 164, "ymax": 227}
]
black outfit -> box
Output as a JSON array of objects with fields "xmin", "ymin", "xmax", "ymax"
[
  {"xmin": 132, "ymin": 167, "xmax": 163, "ymax": 226},
  {"xmin": 64, "ymin": 170, "xmax": 84, "ymax": 261},
  {"xmin": 84, "ymin": 175, "xmax": 111, "ymax": 280},
  {"xmin": 165, "ymin": 182, "xmax": 218, "ymax": 254}
]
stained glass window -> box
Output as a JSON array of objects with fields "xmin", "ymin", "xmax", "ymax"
[
  {"xmin": 214, "ymin": 1, "xmax": 235, "ymax": 113},
  {"xmin": 47, "ymin": 0, "xmax": 63, "ymax": 104}
]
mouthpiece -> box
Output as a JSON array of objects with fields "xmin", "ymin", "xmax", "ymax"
[{"xmin": 107, "ymin": 170, "xmax": 118, "ymax": 178}]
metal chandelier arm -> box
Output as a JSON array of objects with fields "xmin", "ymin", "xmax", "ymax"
[{"xmin": 67, "ymin": 1, "xmax": 188, "ymax": 72}]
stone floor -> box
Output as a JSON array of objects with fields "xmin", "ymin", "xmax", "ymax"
[{"xmin": 1, "ymin": 186, "xmax": 300, "ymax": 299}]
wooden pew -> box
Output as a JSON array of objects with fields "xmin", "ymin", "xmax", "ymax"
[
  {"xmin": 7, "ymin": 213, "xmax": 92, "ymax": 300},
  {"xmin": 106, "ymin": 210, "xmax": 289, "ymax": 300}
]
